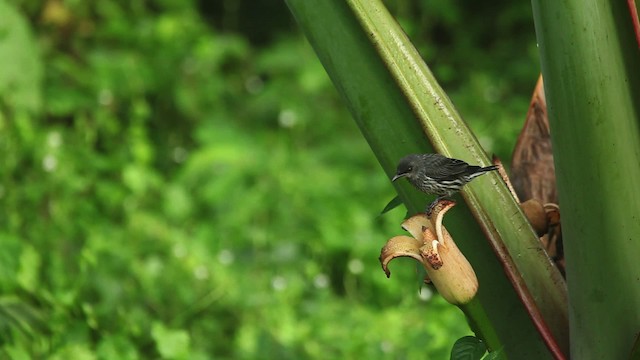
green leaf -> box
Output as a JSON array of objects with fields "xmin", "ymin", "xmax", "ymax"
[
  {"xmin": 482, "ymin": 347, "xmax": 505, "ymax": 360},
  {"xmin": 379, "ymin": 195, "xmax": 403, "ymax": 215},
  {"xmin": 96, "ymin": 334, "xmax": 139, "ymax": 360},
  {"xmin": 50, "ymin": 344, "xmax": 96, "ymax": 360},
  {"xmin": 0, "ymin": 0, "xmax": 43, "ymax": 113},
  {"xmin": 0, "ymin": 296, "xmax": 47, "ymax": 337},
  {"xmin": 17, "ymin": 245, "xmax": 41, "ymax": 292},
  {"xmin": 151, "ymin": 322, "xmax": 191, "ymax": 359},
  {"xmin": 450, "ymin": 336, "xmax": 486, "ymax": 360}
]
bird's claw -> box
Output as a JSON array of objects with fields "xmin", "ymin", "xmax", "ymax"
[
  {"xmin": 426, "ymin": 198, "xmax": 455, "ymax": 216},
  {"xmin": 425, "ymin": 199, "xmax": 439, "ymax": 216}
]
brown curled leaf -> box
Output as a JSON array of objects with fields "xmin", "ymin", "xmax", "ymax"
[
  {"xmin": 421, "ymin": 240, "xmax": 443, "ymax": 270},
  {"xmin": 430, "ymin": 199, "xmax": 455, "ymax": 246},
  {"xmin": 421, "ymin": 224, "xmax": 478, "ymax": 305},
  {"xmin": 419, "ymin": 226, "xmax": 443, "ymax": 269},
  {"xmin": 511, "ymin": 76, "xmax": 558, "ymax": 204},
  {"xmin": 401, "ymin": 213, "xmax": 431, "ymax": 241},
  {"xmin": 379, "ymin": 235, "xmax": 424, "ymax": 278},
  {"xmin": 521, "ymin": 199, "xmax": 549, "ymax": 236}
]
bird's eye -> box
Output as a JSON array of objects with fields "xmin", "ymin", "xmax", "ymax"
[{"xmin": 407, "ymin": 166, "xmax": 413, "ymax": 172}]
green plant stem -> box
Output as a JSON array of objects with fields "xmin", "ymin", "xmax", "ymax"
[{"xmin": 532, "ymin": 0, "xmax": 640, "ymax": 358}]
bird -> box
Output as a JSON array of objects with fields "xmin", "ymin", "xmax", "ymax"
[{"xmin": 392, "ymin": 153, "xmax": 498, "ymax": 214}]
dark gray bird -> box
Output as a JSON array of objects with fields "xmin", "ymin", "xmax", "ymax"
[{"xmin": 392, "ymin": 153, "xmax": 498, "ymax": 213}]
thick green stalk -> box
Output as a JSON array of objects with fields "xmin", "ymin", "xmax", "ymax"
[
  {"xmin": 532, "ymin": 0, "xmax": 640, "ymax": 358},
  {"xmin": 348, "ymin": 4, "xmax": 568, "ymax": 355},
  {"xmin": 287, "ymin": 0, "xmax": 568, "ymax": 357}
]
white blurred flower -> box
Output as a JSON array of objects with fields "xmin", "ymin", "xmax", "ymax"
[
  {"xmin": 172, "ymin": 147, "xmax": 188, "ymax": 163},
  {"xmin": 218, "ymin": 249, "xmax": 234, "ymax": 265},
  {"xmin": 271, "ymin": 276, "xmax": 287, "ymax": 291},
  {"xmin": 194, "ymin": 265, "xmax": 209, "ymax": 280},
  {"xmin": 313, "ymin": 273, "xmax": 329, "ymax": 289},
  {"xmin": 418, "ymin": 285, "xmax": 433, "ymax": 302},
  {"xmin": 348, "ymin": 258, "xmax": 364, "ymax": 274},
  {"xmin": 43, "ymin": 154, "xmax": 57, "ymax": 172},
  {"xmin": 47, "ymin": 131, "xmax": 62, "ymax": 148},
  {"xmin": 172, "ymin": 244, "xmax": 187, "ymax": 258},
  {"xmin": 278, "ymin": 109, "xmax": 297, "ymax": 128},
  {"xmin": 98, "ymin": 88, "xmax": 113, "ymax": 106}
]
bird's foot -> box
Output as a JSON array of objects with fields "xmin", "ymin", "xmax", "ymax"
[
  {"xmin": 425, "ymin": 198, "xmax": 455, "ymax": 216},
  {"xmin": 425, "ymin": 199, "xmax": 440, "ymax": 216}
]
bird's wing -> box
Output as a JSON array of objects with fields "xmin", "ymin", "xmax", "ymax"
[{"xmin": 421, "ymin": 154, "xmax": 472, "ymax": 180}]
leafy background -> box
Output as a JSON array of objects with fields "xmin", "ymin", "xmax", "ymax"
[{"xmin": 0, "ymin": 0, "xmax": 538, "ymax": 358}]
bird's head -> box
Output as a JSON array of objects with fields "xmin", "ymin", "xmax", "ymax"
[{"xmin": 392, "ymin": 154, "xmax": 421, "ymax": 182}]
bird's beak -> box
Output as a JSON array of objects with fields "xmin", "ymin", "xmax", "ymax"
[{"xmin": 391, "ymin": 173, "xmax": 405, "ymax": 182}]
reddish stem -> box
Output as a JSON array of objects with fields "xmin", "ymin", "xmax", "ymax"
[{"xmin": 629, "ymin": 0, "xmax": 640, "ymax": 48}]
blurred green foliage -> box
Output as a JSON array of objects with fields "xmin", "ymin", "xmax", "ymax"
[{"xmin": 0, "ymin": 0, "xmax": 538, "ymax": 358}]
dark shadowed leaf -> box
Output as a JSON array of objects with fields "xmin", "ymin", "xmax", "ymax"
[
  {"xmin": 380, "ymin": 195, "xmax": 403, "ymax": 215},
  {"xmin": 450, "ymin": 336, "xmax": 486, "ymax": 360}
]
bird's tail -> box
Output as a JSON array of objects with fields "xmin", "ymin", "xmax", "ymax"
[
  {"xmin": 466, "ymin": 164, "xmax": 499, "ymax": 180},
  {"xmin": 479, "ymin": 165, "xmax": 499, "ymax": 173}
]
